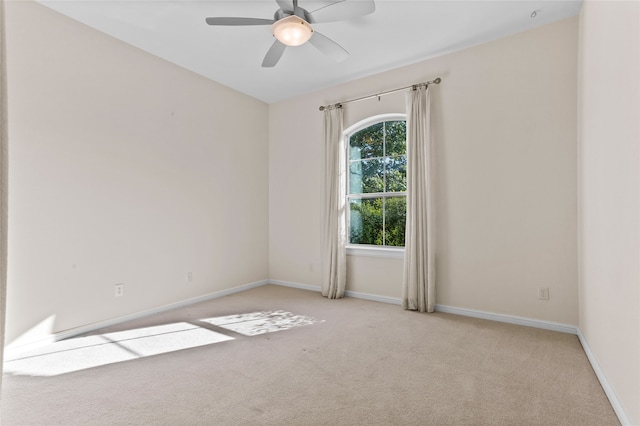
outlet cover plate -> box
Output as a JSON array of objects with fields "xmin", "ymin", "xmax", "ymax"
[
  {"xmin": 115, "ymin": 284, "xmax": 124, "ymax": 297},
  {"xmin": 538, "ymin": 287, "xmax": 549, "ymax": 300}
]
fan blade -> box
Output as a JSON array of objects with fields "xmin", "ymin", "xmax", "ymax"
[
  {"xmin": 276, "ymin": 0, "xmax": 294, "ymax": 13},
  {"xmin": 262, "ymin": 40, "xmax": 287, "ymax": 67},
  {"xmin": 308, "ymin": 0, "xmax": 375, "ymax": 23},
  {"xmin": 206, "ymin": 17, "xmax": 274, "ymax": 26},
  {"xmin": 309, "ymin": 31, "xmax": 349, "ymax": 62}
]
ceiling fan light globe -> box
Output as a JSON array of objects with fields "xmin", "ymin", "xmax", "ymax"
[{"xmin": 272, "ymin": 15, "xmax": 313, "ymax": 47}]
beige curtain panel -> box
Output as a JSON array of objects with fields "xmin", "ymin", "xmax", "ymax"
[
  {"xmin": 402, "ymin": 85, "xmax": 435, "ymax": 312},
  {"xmin": 321, "ymin": 107, "xmax": 346, "ymax": 299}
]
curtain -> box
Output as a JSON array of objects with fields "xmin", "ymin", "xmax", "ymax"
[
  {"xmin": 321, "ymin": 106, "xmax": 346, "ymax": 299},
  {"xmin": 402, "ymin": 85, "xmax": 435, "ymax": 312},
  {"xmin": 0, "ymin": 0, "xmax": 8, "ymax": 396}
]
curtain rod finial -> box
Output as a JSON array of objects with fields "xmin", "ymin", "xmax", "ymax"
[{"xmin": 434, "ymin": 78, "xmax": 441, "ymax": 84}]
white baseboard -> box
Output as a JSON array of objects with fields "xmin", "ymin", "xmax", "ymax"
[
  {"xmin": 267, "ymin": 279, "xmax": 320, "ymax": 292},
  {"xmin": 577, "ymin": 329, "xmax": 633, "ymax": 426},
  {"xmin": 268, "ymin": 280, "xmax": 403, "ymax": 305},
  {"xmin": 344, "ymin": 290, "xmax": 402, "ymax": 305},
  {"xmin": 5, "ymin": 279, "xmax": 269, "ymax": 358},
  {"xmin": 268, "ymin": 281, "xmax": 577, "ymax": 334},
  {"xmin": 434, "ymin": 304, "xmax": 578, "ymax": 335}
]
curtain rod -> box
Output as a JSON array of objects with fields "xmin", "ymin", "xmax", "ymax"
[{"xmin": 318, "ymin": 77, "xmax": 441, "ymax": 111}]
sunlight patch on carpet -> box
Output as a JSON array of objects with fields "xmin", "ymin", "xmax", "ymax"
[
  {"xmin": 4, "ymin": 322, "xmax": 233, "ymax": 377},
  {"xmin": 201, "ymin": 310, "xmax": 323, "ymax": 336}
]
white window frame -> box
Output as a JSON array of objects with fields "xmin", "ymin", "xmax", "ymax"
[{"xmin": 344, "ymin": 113, "xmax": 407, "ymax": 258}]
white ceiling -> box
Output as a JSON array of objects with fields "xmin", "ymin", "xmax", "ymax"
[{"xmin": 37, "ymin": 0, "xmax": 582, "ymax": 103}]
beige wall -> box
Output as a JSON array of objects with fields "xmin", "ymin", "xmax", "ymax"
[
  {"xmin": 269, "ymin": 17, "xmax": 579, "ymax": 325},
  {"xmin": 5, "ymin": 1, "xmax": 269, "ymax": 346},
  {"xmin": 578, "ymin": 1, "xmax": 640, "ymax": 424}
]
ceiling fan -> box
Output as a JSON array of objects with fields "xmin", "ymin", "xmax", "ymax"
[{"xmin": 205, "ymin": 0, "xmax": 375, "ymax": 67}]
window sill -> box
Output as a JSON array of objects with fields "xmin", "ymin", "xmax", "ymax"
[{"xmin": 346, "ymin": 245, "xmax": 405, "ymax": 259}]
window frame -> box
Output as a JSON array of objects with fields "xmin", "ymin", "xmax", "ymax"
[{"xmin": 344, "ymin": 113, "xmax": 407, "ymax": 257}]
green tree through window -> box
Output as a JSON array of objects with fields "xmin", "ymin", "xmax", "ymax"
[{"xmin": 347, "ymin": 119, "xmax": 406, "ymax": 247}]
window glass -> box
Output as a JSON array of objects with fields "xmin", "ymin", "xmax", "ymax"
[
  {"xmin": 385, "ymin": 157, "xmax": 406, "ymax": 192},
  {"xmin": 349, "ymin": 159, "xmax": 384, "ymax": 194},
  {"xmin": 385, "ymin": 121, "xmax": 406, "ymax": 157},
  {"xmin": 349, "ymin": 123, "xmax": 384, "ymax": 160},
  {"xmin": 349, "ymin": 198, "xmax": 383, "ymax": 245},
  {"xmin": 346, "ymin": 117, "xmax": 407, "ymax": 248},
  {"xmin": 384, "ymin": 196, "xmax": 406, "ymax": 246}
]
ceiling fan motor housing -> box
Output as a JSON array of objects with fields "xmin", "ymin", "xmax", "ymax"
[{"xmin": 273, "ymin": 5, "xmax": 313, "ymax": 23}]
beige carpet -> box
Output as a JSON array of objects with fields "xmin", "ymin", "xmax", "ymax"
[{"xmin": 2, "ymin": 284, "xmax": 619, "ymax": 425}]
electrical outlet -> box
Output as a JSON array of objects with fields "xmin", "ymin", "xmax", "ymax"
[
  {"xmin": 309, "ymin": 263, "xmax": 315, "ymax": 273},
  {"xmin": 114, "ymin": 283, "xmax": 124, "ymax": 297},
  {"xmin": 538, "ymin": 287, "xmax": 549, "ymax": 300},
  {"xmin": 187, "ymin": 272, "xmax": 193, "ymax": 283}
]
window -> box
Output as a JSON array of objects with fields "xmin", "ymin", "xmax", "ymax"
[{"xmin": 346, "ymin": 115, "xmax": 406, "ymax": 248}]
